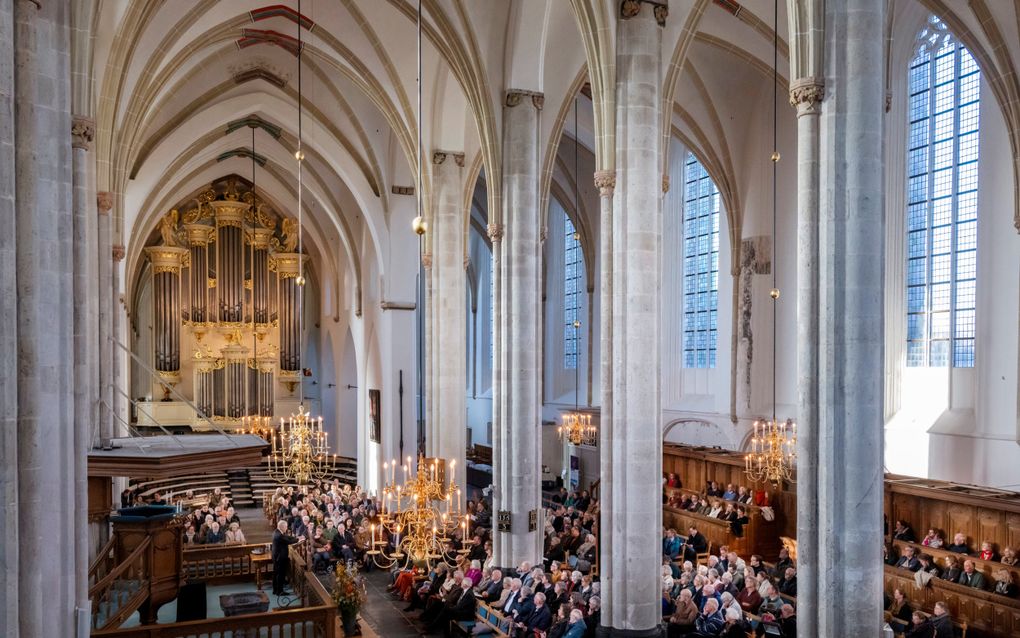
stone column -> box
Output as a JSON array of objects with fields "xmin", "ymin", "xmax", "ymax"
[
  {"xmin": 790, "ymin": 77, "xmax": 823, "ymax": 636},
  {"xmin": 14, "ymin": 0, "xmax": 76, "ymax": 636},
  {"xmin": 600, "ymin": 2, "xmax": 665, "ymax": 635},
  {"xmin": 0, "ymin": 2, "xmax": 18, "ymax": 634},
  {"xmin": 815, "ymin": 0, "xmax": 886, "ymax": 634},
  {"xmin": 97, "ymin": 191, "xmax": 113, "ymax": 442},
  {"xmin": 495, "ymin": 90, "xmax": 543, "ymax": 568},
  {"xmin": 429, "ymin": 150, "xmax": 467, "ymax": 493},
  {"xmin": 112, "ymin": 243, "xmax": 125, "ymax": 435},
  {"xmin": 72, "ymin": 113, "xmax": 96, "ymax": 622},
  {"xmin": 487, "ymin": 221, "xmax": 504, "ymax": 555}
]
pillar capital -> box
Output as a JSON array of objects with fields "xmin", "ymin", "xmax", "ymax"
[
  {"xmin": 505, "ymin": 89, "xmax": 544, "ymax": 110},
  {"xmin": 71, "ymin": 115, "xmax": 95, "ymax": 151},
  {"xmin": 97, "ymin": 191, "xmax": 114, "ymax": 215},
  {"xmin": 112, "ymin": 244, "xmax": 126, "ymax": 262},
  {"xmin": 487, "ymin": 223, "xmax": 504, "ymax": 242},
  {"xmin": 620, "ymin": 0, "xmax": 667, "ymax": 26},
  {"xmin": 662, "ymin": 174, "xmax": 670, "ymax": 194},
  {"xmin": 432, "ymin": 151, "xmax": 465, "ymax": 167},
  {"xmin": 789, "ymin": 77, "xmax": 825, "ymax": 117},
  {"xmin": 593, "ymin": 170, "xmax": 616, "ymax": 197}
]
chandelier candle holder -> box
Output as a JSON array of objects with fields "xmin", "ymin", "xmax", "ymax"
[
  {"xmin": 267, "ymin": 404, "xmax": 338, "ymax": 487},
  {"xmin": 241, "ymin": 414, "xmax": 275, "ymax": 441},
  {"xmin": 744, "ymin": 417, "xmax": 796, "ymax": 486},
  {"xmin": 366, "ymin": 456, "xmax": 469, "ymax": 569},
  {"xmin": 558, "ymin": 412, "xmax": 597, "ymax": 446}
]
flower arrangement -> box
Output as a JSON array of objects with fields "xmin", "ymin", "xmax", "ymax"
[{"xmin": 331, "ymin": 561, "xmax": 367, "ymax": 617}]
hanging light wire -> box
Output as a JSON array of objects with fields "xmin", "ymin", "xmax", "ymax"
[
  {"xmin": 573, "ymin": 96, "xmax": 580, "ymax": 413},
  {"xmin": 771, "ymin": 0, "xmax": 779, "ymax": 424},
  {"xmin": 251, "ymin": 124, "xmax": 257, "ymax": 417},
  {"xmin": 296, "ymin": 0, "xmax": 305, "ymax": 407}
]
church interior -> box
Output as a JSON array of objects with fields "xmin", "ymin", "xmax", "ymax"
[{"xmin": 3, "ymin": 0, "xmax": 1020, "ymax": 636}]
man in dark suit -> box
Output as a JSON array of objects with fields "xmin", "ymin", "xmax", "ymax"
[
  {"xmin": 501, "ymin": 578, "xmax": 523, "ymax": 615},
  {"xmin": 509, "ymin": 586, "xmax": 535, "ymax": 626},
  {"xmin": 425, "ymin": 577, "xmax": 477, "ymax": 635},
  {"xmin": 271, "ymin": 520, "xmax": 302, "ymax": 595},
  {"xmin": 518, "ymin": 592, "xmax": 552, "ymax": 636},
  {"xmin": 405, "ymin": 563, "xmax": 448, "ymax": 612},
  {"xmin": 895, "ymin": 546, "xmax": 921, "ymax": 572},
  {"xmin": 930, "ymin": 601, "xmax": 953, "ymax": 636},
  {"xmin": 957, "ymin": 560, "xmax": 986, "ymax": 589},
  {"xmin": 683, "ymin": 526, "xmax": 708, "ymax": 562},
  {"xmin": 421, "ymin": 579, "xmax": 463, "ymax": 624},
  {"xmin": 478, "ymin": 569, "xmax": 503, "ymax": 602}
]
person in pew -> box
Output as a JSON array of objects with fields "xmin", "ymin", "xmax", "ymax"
[
  {"xmin": 886, "ymin": 587, "xmax": 913, "ymax": 625},
  {"xmin": 748, "ymin": 555, "xmax": 767, "ymax": 576},
  {"xmin": 664, "ymin": 529, "xmax": 683, "ymax": 559},
  {"xmin": 730, "ymin": 507, "xmax": 749, "ymax": 538},
  {"xmin": 706, "ymin": 481, "xmax": 723, "ymax": 498},
  {"xmin": 978, "ymin": 540, "xmax": 998, "ymax": 562},
  {"xmin": 992, "ymin": 568, "xmax": 1018, "ymax": 598},
  {"xmin": 929, "ymin": 601, "xmax": 952, "ymax": 636},
  {"xmin": 946, "ymin": 532, "xmax": 971, "ymax": 554},
  {"xmin": 692, "ymin": 597, "xmax": 726, "ymax": 636},
  {"xmin": 958, "ymin": 559, "xmax": 987, "ymax": 589},
  {"xmin": 547, "ymin": 605, "xmax": 571, "ymax": 638},
  {"xmin": 667, "ymin": 588, "xmax": 699, "ymax": 637},
  {"xmin": 893, "ymin": 520, "xmax": 917, "ymax": 543},
  {"xmin": 720, "ymin": 605, "xmax": 749, "ymax": 637},
  {"xmin": 424, "ymin": 576, "xmax": 477, "ymax": 636},
  {"xmin": 509, "ymin": 585, "xmax": 537, "ymax": 629},
  {"xmin": 683, "ymin": 526, "xmax": 708, "ymax": 563},
  {"xmin": 896, "ymin": 546, "xmax": 921, "ymax": 571},
  {"xmin": 921, "ymin": 528, "xmax": 944, "ymax": 549},
  {"xmin": 940, "ymin": 555, "xmax": 962, "ymax": 583},
  {"xmin": 757, "ymin": 585, "xmax": 783, "ymax": 618},
  {"xmin": 736, "ymin": 579, "xmax": 762, "ymax": 613},
  {"xmin": 225, "ymin": 521, "xmax": 246, "ymax": 544},
  {"xmin": 562, "ymin": 608, "xmax": 587, "ymax": 638},
  {"xmin": 204, "ymin": 521, "xmax": 225, "ymax": 544},
  {"xmin": 696, "ymin": 499, "xmax": 713, "ymax": 516},
  {"xmin": 722, "ymin": 484, "xmax": 737, "ymax": 501},
  {"xmin": 736, "ymin": 486, "xmax": 752, "ymax": 505},
  {"xmin": 917, "ymin": 553, "xmax": 940, "ymax": 578},
  {"xmin": 776, "ymin": 567, "xmax": 797, "ymax": 597},
  {"xmin": 419, "ymin": 574, "xmax": 464, "ymax": 625},
  {"xmin": 772, "ymin": 548, "xmax": 794, "ymax": 579},
  {"xmin": 904, "ymin": 610, "xmax": 935, "ymax": 638},
  {"xmin": 1002, "ymin": 546, "xmax": 1018, "ymax": 566}
]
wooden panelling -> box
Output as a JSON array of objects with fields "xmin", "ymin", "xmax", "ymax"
[
  {"xmin": 884, "ymin": 565, "xmax": 1020, "ymax": 637},
  {"xmin": 892, "ymin": 540, "xmax": 1020, "ymax": 589}
]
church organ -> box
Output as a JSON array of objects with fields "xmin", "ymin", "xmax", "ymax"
[{"xmin": 138, "ymin": 179, "xmax": 306, "ymax": 430}]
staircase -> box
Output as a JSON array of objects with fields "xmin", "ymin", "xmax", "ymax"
[
  {"xmin": 89, "ymin": 537, "xmax": 151, "ymax": 631},
  {"xmin": 227, "ymin": 468, "xmax": 256, "ymax": 508}
]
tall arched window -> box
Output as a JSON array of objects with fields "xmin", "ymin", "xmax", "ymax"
[
  {"xmin": 906, "ymin": 15, "xmax": 980, "ymax": 368},
  {"xmin": 564, "ymin": 210, "xmax": 582, "ymax": 369},
  {"xmin": 682, "ymin": 152, "xmax": 719, "ymax": 368}
]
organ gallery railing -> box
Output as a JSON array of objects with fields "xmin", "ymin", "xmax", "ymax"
[{"xmin": 141, "ymin": 178, "xmax": 306, "ymax": 430}]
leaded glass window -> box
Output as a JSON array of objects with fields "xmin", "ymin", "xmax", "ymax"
[
  {"xmin": 564, "ymin": 211, "xmax": 582, "ymax": 369},
  {"xmin": 682, "ymin": 152, "xmax": 719, "ymax": 368}
]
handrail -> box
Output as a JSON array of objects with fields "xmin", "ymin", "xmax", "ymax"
[
  {"xmin": 89, "ymin": 536, "xmax": 118, "ymax": 583},
  {"xmin": 89, "ymin": 537, "xmax": 150, "ymax": 600},
  {"xmin": 89, "ymin": 602, "xmax": 336, "ymax": 638}
]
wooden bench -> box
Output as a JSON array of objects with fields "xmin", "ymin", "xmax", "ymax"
[
  {"xmin": 892, "ymin": 539, "xmax": 1020, "ymax": 591},
  {"xmin": 451, "ymin": 601, "xmax": 510, "ymax": 637},
  {"xmin": 885, "ymin": 610, "xmax": 968, "ymax": 638},
  {"xmin": 883, "ymin": 564, "xmax": 1019, "ymax": 636}
]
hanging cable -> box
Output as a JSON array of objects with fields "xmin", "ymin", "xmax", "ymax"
[
  {"xmin": 296, "ymin": 0, "xmax": 305, "ymax": 407},
  {"xmin": 251, "ymin": 125, "xmax": 257, "ymax": 418},
  {"xmin": 771, "ymin": 0, "xmax": 779, "ymax": 424},
  {"xmin": 573, "ymin": 96, "xmax": 580, "ymax": 413},
  {"xmin": 415, "ymin": 0, "xmax": 426, "ymax": 455}
]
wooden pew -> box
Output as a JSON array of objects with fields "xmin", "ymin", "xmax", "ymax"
[
  {"xmin": 664, "ymin": 487, "xmax": 782, "ymax": 560},
  {"xmin": 663, "ymin": 506, "xmax": 730, "ymax": 560},
  {"xmin": 892, "ymin": 539, "xmax": 1020, "ymax": 592},
  {"xmin": 883, "ymin": 564, "xmax": 1020, "ymax": 637},
  {"xmin": 452, "ymin": 601, "xmax": 511, "ymax": 637}
]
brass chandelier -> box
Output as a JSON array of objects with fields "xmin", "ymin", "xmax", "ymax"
[
  {"xmin": 366, "ymin": 456, "xmax": 469, "ymax": 568},
  {"xmin": 268, "ymin": 405, "xmax": 338, "ymax": 487},
  {"xmin": 558, "ymin": 412, "xmax": 597, "ymax": 446},
  {"xmin": 744, "ymin": 0, "xmax": 796, "ymax": 487}
]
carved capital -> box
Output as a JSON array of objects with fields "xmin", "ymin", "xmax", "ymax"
[
  {"xmin": 620, "ymin": 0, "xmax": 667, "ymax": 26},
  {"xmin": 112, "ymin": 245, "xmax": 126, "ymax": 262},
  {"xmin": 540, "ymin": 225, "xmax": 548, "ymax": 242},
  {"xmin": 391, "ymin": 185, "xmax": 415, "ymax": 196},
  {"xmin": 662, "ymin": 174, "xmax": 670, "ymax": 194},
  {"xmin": 487, "ymin": 223, "xmax": 504, "ymax": 242},
  {"xmin": 97, "ymin": 191, "xmax": 114, "ymax": 215},
  {"xmin": 593, "ymin": 170, "xmax": 616, "ymax": 197},
  {"xmin": 71, "ymin": 115, "xmax": 95, "ymax": 151},
  {"xmin": 788, "ymin": 78, "xmax": 825, "ymax": 117},
  {"xmin": 432, "ymin": 151, "xmax": 465, "ymax": 167},
  {"xmin": 505, "ymin": 89, "xmax": 544, "ymax": 110},
  {"xmin": 421, "ymin": 252, "xmax": 433, "ymax": 270}
]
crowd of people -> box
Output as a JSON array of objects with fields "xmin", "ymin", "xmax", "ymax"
[
  {"xmin": 887, "ymin": 519, "xmax": 1019, "ymax": 598},
  {"xmin": 662, "ymin": 478, "xmax": 776, "ymax": 538},
  {"xmin": 386, "ymin": 486, "xmax": 603, "ymax": 637}
]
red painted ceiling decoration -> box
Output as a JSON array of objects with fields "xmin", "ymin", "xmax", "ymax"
[
  {"xmin": 249, "ymin": 4, "xmax": 316, "ymax": 30},
  {"xmin": 236, "ymin": 29, "xmax": 304, "ymax": 57}
]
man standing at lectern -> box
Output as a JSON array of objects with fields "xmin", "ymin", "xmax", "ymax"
[{"xmin": 273, "ymin": 519, "xmax": 302, "ymax": 596}]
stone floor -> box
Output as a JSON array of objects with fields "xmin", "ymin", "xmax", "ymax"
[{"xmin": 358, "ymin": 569, "xmax": 434, "ymax": 637}]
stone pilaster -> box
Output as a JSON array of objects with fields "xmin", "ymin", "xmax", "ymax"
[
  {"xmin": 495, "ymin": 89, "xmax": 544, "ymax": 568},
  {"xmin": 97, "ymin": 191, "xmax": 113, "ymax": 443},
  {"xmin": 600, "ymin": 2, "xmax": 663, "ymax": 635},
  {"xmin": 815, "ymin": 0, "xmax": 885, "ymax": 634},
  {"xmin": 71, "ymin": 113, "xmax": 96, "ymax": 617},
  {"xmin": 429, "ymin": 151, "xmax": 467, "ymax": 493},
  {"xmin": 14, "ymin": 1, "xmax": 77, "ymax": 636},
  {"xmin": 790, "ymin": 76, "xmax": 824, "ymax": 637},
  {"xmin": 112, "ymin": 243, "xmax": 125, "ymax": 435}
]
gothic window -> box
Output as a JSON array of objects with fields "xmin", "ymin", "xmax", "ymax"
[
  {"xmin": 682, "ymin": 152, "xmax": 720, "ymax": 368},
  {"xmin": 906, "ymin": 15, "xmax": 979, "ymax": 368},
  {"xmin": 564, "ymin": 210, "xmax": 582, "ymax": 369}
]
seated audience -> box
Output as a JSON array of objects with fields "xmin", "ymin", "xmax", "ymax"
[
  {"xmin": 776, "ymin": 567, "xmax": 797, "ymax": 597},
  {"xmin": 940, "ymin": 555, "xmax": 962, "ymax": 583},
  {"xmin": 892, "ymin": 520, "xmax": 917, "ymax": 543},
  {"xmin": 958, "ymin": 559, "xmax": 986, "ymax": 589},
  {"xmin": 895, "ymin": 546, "xmax": 921, "ymax": 572},
  {"xmin": 694, "ymin": 598, "xmax": 725, "ymax": 635},
  {"xmin": 904, "ymin": 610, "xmax": 934, "ymax": 638},
  {"xmin": 225, "ymin": 521, "xmax": 246, "ymax": 544},
  {"xmin": 722, "ymin": 484, "xmax": 737, "ymax": 501},
  {"xmin": 663, "ymin": 529, "xmax": 683, "ymax": 559},
  {"xmin": 992, "ymin": 569, "xmax": 1018, "ymax": 598},
  {"xmin": 946, "ymin": 532, "xmax": 971, "ymax": 554},
  {"xmin": 929, "ymin": 601, "xmax": 952, "ymax": 636},
  {"xmin": 886, "ymin": 587, "xmax": 912, "ymax": 625},
  {"xmin": 920, "ymin": 528, "xmax": 943, "ymax": 549},
  {"xmin": 917, "ymin": 553, "xmax": 940, "ymax": 578},
  {"xmin": 736, "ymin": 580, "xmax": 762, "ymax": 613},
  {"xmin": 979, "ymin": 540, "xmax": 999, "ymax": 562},
  {"xmin": 999, "ymin": 546, "xmax": 1018, "ymax": 567},
  {"xmin": 563, "ymin": 608, "xmax": 587, "ymax": 638}
]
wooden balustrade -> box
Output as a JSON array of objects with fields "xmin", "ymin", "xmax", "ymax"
[
  {"xmin": 182, "ymin": 543, "xmax": 267, "ymax": 583},
  {"xmin": 883, "ymin": 564, "xmax": 1020, "ymax": 637},
  {"xmin": 891, "ymin": 539, "xmax": 1020, "ymax": 590},
  {"xmin": 90, "ymin": 536, "xmax": 117, "ymax": 588},
  {"xmin": 90, "ymin": 604, "xmax": 336, "ymax": 638},
  {"xmin": 90, "ymin": 537, "xmax": 152, "ymax": 631}
]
